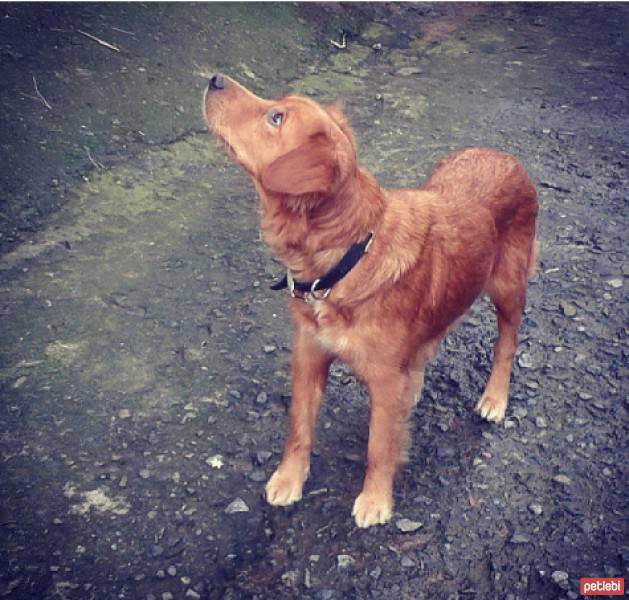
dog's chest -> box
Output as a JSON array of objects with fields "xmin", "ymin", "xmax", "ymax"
[{"xmin": 309, "ymin": 301, "xmax": 353, "ymax": 356}]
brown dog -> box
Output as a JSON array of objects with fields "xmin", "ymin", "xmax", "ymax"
[{"xmin": 203, "ymin": 74, "xmax": 538, "ymax": 528}]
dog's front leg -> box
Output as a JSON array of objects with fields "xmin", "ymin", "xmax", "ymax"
[
  {"xmin": 265, "ymin": 325, "xmax": 332, "ymax": 506},
  {"xmin": 352, "ymin": 368, "xmax": 413, "ymax": 528}
]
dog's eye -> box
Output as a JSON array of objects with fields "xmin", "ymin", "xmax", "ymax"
[{"xmin": 268, "ymin": 110, "xmax": 284, "ymax": 127}]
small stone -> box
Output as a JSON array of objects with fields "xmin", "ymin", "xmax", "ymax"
[
  {"xmin": 535, "ymin": 416, "xmax": 547, "ymax": 428},
  {"xmin": 370, "ymin": 566, "xmax": 382, "ymax": 579},
  {"xmin": 559, "ymin": 301, "xmax": 577, "ymax": 317},
  {"xmin": 315, "ymin": 591, "xmax": 335, "ymax": 600},
  {"xmin": 518, "ymin": 353, "xmax": 534, "ymax": 368},
  {"xmin": 139, "ymin": 468, "xmax": 151, "ymax": 479},
  {"xmin": 396, "ymin": 518, "xmax": 423, "ymax": 533},
  {"xmin": 185, "ymin": 591, "xmax": 201, "ymax": 600},
  {"xmin": 372, "ymin": 42, "xmax": 382, "ymax": 51},
  {"xmin": 167, "ymin": 565, "xmax": 177, "ymax": 577},
  {"xmin": 206, "ymin": 455, "xmax": 224, "ymax": 469},
  {"xmin": 551, "ymin": 570, "xmax": 569, "ymax": 587},
  {"xmin": 228, "ymin": 389, "xmax": 241, "ymax": 399},
  {"xmin": 162, "ymin": 593, "xmax": 174, "ymax": 600},
  {"xmin": 436, "ymin": 446, "xmax": 455, "ymax": 459},
  {"xmin": 401, "ymin": 556, "xmax": 415, "ymax": 568},
  {"xmin": 336, "ymin": 554, "xmax": 355, "ymax": 569},
  {"xmin": 225, "ymin": 497, "xmax": 249, "ymax": 514},
  {"xmin": 119, "ymin": 408, "xmax": 132, "ymax": 419},
  {"xmin": 180, "ymin": 576, "xmax": 191, "ymax": 585},
  {"xmin": 150, "ymin": 545, "xmax": 164, "ymax": 558},
  {"xmin": 255, "ymin": 391, "xmax": 268, "ymax": 405},
  {"xmin": 249, "ymin": 469, "xmax": 267, "ymax": 482},
  {"xmin": 606, "ymin": 278, "xmax": 623, "ymax": 288},
  {"xmin": 156, "ymin": 569, "xmax": 165, "ymax": 579},
  {"xmin": 553, "ymin": 474, "xmax": 572, "ymax": 485},
  {"xmin": 263, "ymin": 345, "xmax": 276, "ymax": 353},
  {"xmin": 281, "ymin": 570, "xmax": 299, "ymax": 586},
  {"xmin": 256, "ymin": 450, "xmax": 272, "ymax": 465},
  {"xmin": 528, "ymin": 503, "xmax": 543, "ymax": 515},
  {"xmin": 119, "ymin": 474, "xmax": 128, "ymax": 488},
  {"xmin": 510, "ymin": 533, "xmax": 530, "ymax": 544}
]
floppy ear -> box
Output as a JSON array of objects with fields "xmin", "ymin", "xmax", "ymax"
[
  {"xmin": 261, "ymin": 134, "xmax": 337, "ymax": 195},
  {"xmin": 324, "ymin": 100, "xmax": 356, "ymax": 150}
]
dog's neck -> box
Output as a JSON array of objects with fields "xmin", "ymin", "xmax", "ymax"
[{"xmin": 255, "ymin": 167, "xmax": 386, "ymax": 282}]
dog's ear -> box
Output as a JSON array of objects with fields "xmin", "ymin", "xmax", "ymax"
[
  {"xmin": 261, "ymin": 134, "xmax": 337, "ymax": 195},
  {"xmin": 325, "ymin": 100, "xmax": 356, "ymax": 150}
]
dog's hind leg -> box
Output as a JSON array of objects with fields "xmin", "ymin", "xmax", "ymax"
[{"xmin": 476, "ymin": 238, "xmax": 533, "ymax": 423}]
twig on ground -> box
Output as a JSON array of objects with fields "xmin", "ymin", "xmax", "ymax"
[
  {"xmin": 32, "ymin": 75, "xmax": 52, "ymax": 110},
  {"xmin": 77, "ymin": 29, "xmax": 121, "ymax": 53},
  {"xmin": 85, "ymin": 147, "xmax": 105, "ymax": 170},
  {"xmin": 111, "ymin": 26, "xmax": 134, "ymax": 36},
  {"xmin": 330, "ymin": 32, "xmax": 347, "ymax": 49}
]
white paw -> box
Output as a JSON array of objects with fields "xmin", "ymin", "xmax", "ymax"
[
  {"xmin": 475, "ymin": 393, "xmax": 507, "ymax": 423},
  {"xmin": 352, "ymin": 491, "xmax": 393, "ymax": 528},
  {"xmin": 264, "ymin": 466, "xmax": 306, "ymax": 506}
]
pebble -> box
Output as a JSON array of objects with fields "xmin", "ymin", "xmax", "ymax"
[
  {"xmin": 167, "ymin": 565, "xmax": 177, "ymax": 576},
  {"xmin": 185, "ymin": 590, "xmax": 201, "ymax": 600},
  {"xmin": 139, "ymin": 468, "xmax": 151, "ymax": 479},
  {"xmin": 255, "ymin": 391, "xmax": 268, "ymax": 405},
  {"xmin": 553, "ymin": 474, "xmax": 572, "ymax": 485},
  {"xmin": 559, "ymin": 300, "xmax": 577, "ymax": 317},
  {"xmin": 162, "ymin": 593, "xmax": 174, "ymax": 600},
  {"xmin": 263, "ymin": 345, "xmax": 276, "ymax": 353},
  {"xmin": 256, "ymin": 450, "xmax": 272, "ymax": 465},
  {"xmin": 225, "ymin": 497, "xmax": 249, "ymax": 514},
  {"xmin": 606, "ymin": 278, "xmax": 623, "ymax": 288},
  {"xmin": 510, "ymin": 533, "xmax": 531, "ymax": 544},
  {"xmin": 150, "ymin": 545, "xmax": 164, "ymax": 558},
  {"xmin": 118, "ymin": 408, "xmax": 132, "ymax": 419},
  {"xmin": 336, "ymin": 554, "xmax": 355, "ymax": 569},
  {"xmin": 400, "ymin": 556, "xmax": 415, "ymax": 568},
  {"xmin": 535, "ymin": 416, "xmax": 548, "ymax": 428},
  {"xmin": 396, "ymin": 518, "xmax": 423, "ymax": 533},
  {"xmin": 370, "ymin": 566, "xmax": 382, "ymax": 579},
  {"xmin": 436, "ymin": 446, "xmax": 455, "ymax": 459},
  {"xmin": 249, "ymin": 469, "xmax": 267, "ymax": 482},
  {"xmin": 551, "ymin": 570, "xmax": 569, "ymax": 587},
  {"xmin": 518, "ymin": 353, "xmax": 534, "ymax": 368},
  {"xmin": 528, "ymin": 503, "xmax": 543, "ymax": 515},
  {"xmin": 315, "ymin": 591, "xmax": 335, "ymax": 600}
]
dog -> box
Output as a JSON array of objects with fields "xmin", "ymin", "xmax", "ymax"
[{"xmin": 203, "ymin": 74, "xmax": 538, "ymax": 528}]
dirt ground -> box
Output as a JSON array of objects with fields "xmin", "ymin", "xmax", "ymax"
[{"xmin": 1, "ymin": 3, "xmax": 627, "ymax": 599}]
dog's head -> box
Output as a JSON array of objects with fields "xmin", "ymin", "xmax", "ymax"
[{"xmin": 203, "ymin": 74, "xmax": 356, "ymax": 197}]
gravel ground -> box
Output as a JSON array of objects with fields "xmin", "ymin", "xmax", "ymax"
[{"xmin": 1, "ymin": 3, "xmax": 627, "ymax": 599}]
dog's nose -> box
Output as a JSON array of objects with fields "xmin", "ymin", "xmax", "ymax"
[{"xmin": 208, "ymin": 74, "xmax": 225, "ymax": 91}]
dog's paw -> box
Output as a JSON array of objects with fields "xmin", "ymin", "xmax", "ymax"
[
  {"xmin": 475, "ymin": 393, "xmax": 507, "ymax": 423},
  {"xmin": 352, "ymin": 490, "xmax": 393, "ymax": 528},
  {"xmin": 265, "ymin": 466, "xmax": 307, "ymax": 506}
]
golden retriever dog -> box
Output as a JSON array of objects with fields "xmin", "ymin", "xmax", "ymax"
[{"xmin": 203, "ymin": 74, "xmax": 538, "ymax": 528}]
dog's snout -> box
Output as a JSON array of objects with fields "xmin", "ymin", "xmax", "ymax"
[{"xmin": 208, "ymin": 74, "xmax": 225, "ymax": 91}]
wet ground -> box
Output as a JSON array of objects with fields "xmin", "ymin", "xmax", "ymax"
[{"xmin": 1, "ymin": 3, "xmax": 628, "ymax": 599}]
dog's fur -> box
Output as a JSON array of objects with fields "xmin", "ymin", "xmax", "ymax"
[{"xmin": 203, "ymin": 76, "xmax": 538, "ymax": 528}]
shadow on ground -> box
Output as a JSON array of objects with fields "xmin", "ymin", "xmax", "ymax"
[{"xmin": 1, "ymin": 4, "xmax": 627, "ymax": 599}]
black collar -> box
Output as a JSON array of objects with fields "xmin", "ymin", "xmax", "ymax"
[{"xmin": 270, "ymin": 232, "xmax": 374, "ymax": 301}]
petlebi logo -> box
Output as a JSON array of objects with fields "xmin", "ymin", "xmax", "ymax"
[{"xmin": 579, "ymin": 577, "xmax": 624, "ymax": 596}]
